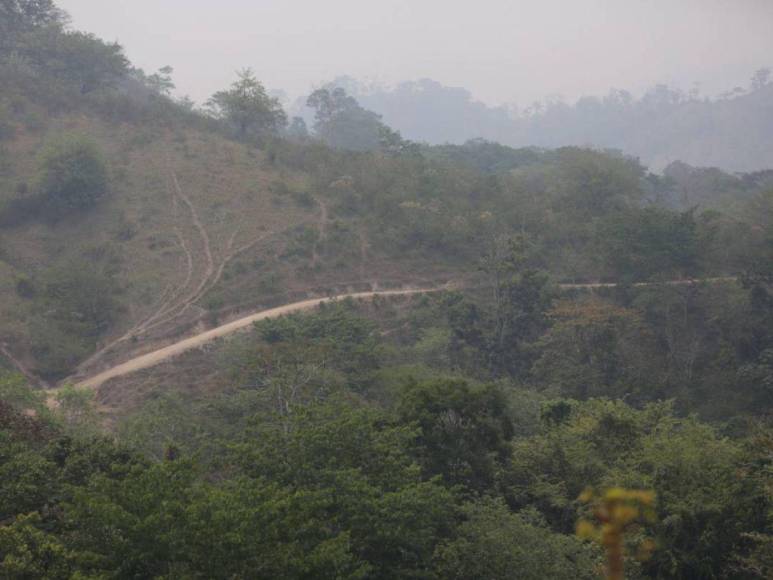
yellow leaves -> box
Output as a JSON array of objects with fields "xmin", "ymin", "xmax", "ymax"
[
  {"xmin": 610, "ymin": 504, "xmax": 638, "ymax": 526},
  {"xmin": 578, "ymin": 488, "xmax": 594, "ymax": 503},
  {"xmin": 576, "ymin": 520, "xmax": 597, "ymax": 540},
  {"xmin": 637, "ymin": 538, "xmax": 657, "ymax": 561},
  {"xmin": 576, "ymin": 487, "xmax": 658, "ymax": 579}
]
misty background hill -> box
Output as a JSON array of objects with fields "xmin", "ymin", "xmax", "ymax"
[{"xmin": 292, "ymin": 72, "xmax": 773, "ymax": 172}]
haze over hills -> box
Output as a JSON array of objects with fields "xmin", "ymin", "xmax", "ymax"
[
  {"xmin": 295, "ymin": 73, "xmax": 773, "ymax": 172},
  {"xmin": 1, "ymin": 1, "xmax": 773, "ymax": 578}
]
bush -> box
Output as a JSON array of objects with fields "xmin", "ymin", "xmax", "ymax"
[
  {"xmin": 29, "ymin": 259, "xmax": 120, "ymax": 378},
  {"xmin": 434, "ymin": 498, "xmax": 597, "ymax": 580},
  {"xmin": 36, "ymin": 134, "xmax": 108, "ymax": 216}
]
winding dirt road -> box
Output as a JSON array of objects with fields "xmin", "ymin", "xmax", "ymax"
[
  {"xmin": 70, "ymin": 287, "xmax": 446, "ymax": 391},
  {"xmin": 48, "ymin": 276, "xmax": 738, "ymax": 394}
]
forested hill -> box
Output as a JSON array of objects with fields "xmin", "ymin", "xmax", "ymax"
[
  {"xmin": 311, "ymin": 74, "xmax": 773, "ymax": 172},
  {"xmin": 1, "ymin": 2, "xmax": 773, "ymax": 578}
]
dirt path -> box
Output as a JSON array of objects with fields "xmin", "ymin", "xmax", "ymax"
[
  {"xmin": 557, "ymin": 277, "xmax": 737, "ymax": 290},
  {"xmin": 59, "ymin": 271, "xmax": 739, "ymax": 393},
  {"xmin": 138, "ymin": 163, "xmax": 216, "ymax": 332},
  {"xmin": 74, "ymin": 162, "xmax": 206, "ymax": 371},
  {"xmin": 131, "ymin": 167, "xmax": 199, "ymax": 331},
  {"xmin": 66, "ymin": 287, "xmax": 448, "ymax": 392},
  {"xmin": 74, "ymin": 155, "xmax": 286, "ymax": 377}
]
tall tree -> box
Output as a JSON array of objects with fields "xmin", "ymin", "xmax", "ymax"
[
  {"xmin": 306, "ymin": 87, "xmax": 386, "ymax": 151},
  {"xmin": 478, "ymin": 235, "xmax": 553, "ymax": 376},
  {"xmin": 208, "ymin": 69, "xmax": 287, "ymax": 139},
  {"xmin": 29, "ymin": 30, "xmax": 129, "ymax": 94},
  {"xmin": 0, "ymin": 0, "xmax": 66, "ymax": 52}
]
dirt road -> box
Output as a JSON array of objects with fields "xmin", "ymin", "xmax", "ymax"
[
  {"xmin": 54, "ymin": 276, "xmax": 737, "ymax": 393},
  {"xmin": 70, "ymin": 287, "xmax": 445, "ymax": 391},
  {"xmin": 557, "ymin": 276, "xmax": 736, "ymax": 290}
]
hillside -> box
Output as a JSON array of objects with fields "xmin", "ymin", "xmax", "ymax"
[
  {"xmin": 0, "ymin": 93, "xmax": 466, "ymax": 385},
  {"xmin": 1, "ymin": 3, "xmax": 773, "ymax": 578}
]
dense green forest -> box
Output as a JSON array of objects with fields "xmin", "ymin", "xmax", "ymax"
[{"xmin": 1, "ymin": 1, "xmax": 772, "ymax": 578}]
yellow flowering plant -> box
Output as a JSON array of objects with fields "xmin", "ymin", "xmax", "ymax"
[{"xmin": 576, "ymin": 487, "xmax": 657, "ymax": 580}]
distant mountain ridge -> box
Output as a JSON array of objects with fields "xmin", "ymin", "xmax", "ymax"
[{"xmin": 309, "ymin": 74, "xmax": 773, "ymax": 172}]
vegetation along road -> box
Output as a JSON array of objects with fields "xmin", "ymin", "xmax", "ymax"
[
  {"xmin": 69, "ymin": 287, "xmax": 449, "ymax": 391},
  {"xmin": 64, "ymin": 277, "xmax": 736, "ymax": 392}
]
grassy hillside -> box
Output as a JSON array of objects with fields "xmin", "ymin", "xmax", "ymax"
[
  {"xmin": 0, "ymin": 110, "xmax": 477, "ymax": 381},
  {"xmin": 2, "ymin": 85, "xmax": 771, "ymax": 385}
]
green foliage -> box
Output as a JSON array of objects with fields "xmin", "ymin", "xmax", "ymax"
[
  {"xmin": 21, "ymin": 28, "xmax": 129, "ymax": 94},
  {"xmin": 208, "ymin": 69, "xmax": 287, "ymax": 139},
  {"xmin": 434, "ymin": 497, "xmax": 598, "ymax": 579},
  {"xmin": 0, "ymin": 513, "xmax": 78, "ymax": 580},
  {"xmin": 0, "ymin": 371, "xmax": 45, "ymax": 413},
  {"xmin": 445, "ymin": 237, "xmax": 554, "ymax": 378},
  {"xmin": 133, "ymin": 65, "xmax": 175, "ymax": 96},
  {"xmin": 253, "ymin": 300, "xmax": 381, "ymax": 387},
  {"xmin": 554, "ymin": 147, "xmax": 644, "ymax": 220},
  {"xmin": 236, "ymin": 399, "xmax": 457, "ymax": 578},
  {"xmin": 30, "ymin": 258, "xmax": 120, "ymax": 378},
  {"xmin": 596, "ymin": 207, "xmax": 700, "ymax": 280},
  {"xmin": 1, "ymin": 361, "xmax": 771, "ymax": 579},
  {"xmin": 36, "ymin": 134, "xmax": 109, "ymax": 216},
  {"xmin": 54, "ymin": 385, "xmax": 98, "ymax": 432},
  {"xmin": 0, "ymin": 0, "xmax": 66, "ymax": 53},
  {"xmin": 396, "ymin": 378, "xmax": 514, "ymax": 492},
  {"xmin": 531, "ymin": 299, "xmax": 656, "ymax": 401},
  {"xmin": 428, "ymin": 139, "xmax": 544, "ymax": 173},
  {"xmin": 0, "ymin": 9, "xmax": 772, "ymax": 578},
  {"xmin": 307, "ymin": 87, "xmax": 385, "ymax": 151},
  {"xmin": 507, "ymin": 399, "xmax": 769, "ymax": 578}
]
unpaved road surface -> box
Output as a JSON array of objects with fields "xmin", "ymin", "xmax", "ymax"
[
  {"xmin": 51, "ymin": 276, "xmax": 737, "ymax": 394},
  {"xmin": 558, "ymin": 277, "xmax": 736, "ymax": 290},
  {"xmin": 71, "ymin": 287, "xmax": 444, "ymax": 391}
]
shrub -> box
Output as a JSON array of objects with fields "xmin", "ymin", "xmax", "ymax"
[{"xmin": 36, "ymin": 134, "xmax": 108, "ymax": 216}]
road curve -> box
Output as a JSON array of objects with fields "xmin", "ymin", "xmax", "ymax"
[
  {"xmin": 59, "ymin": 276, "xmax": 737, "ymax": 393},
  {"xmin": 70, "ymin": 288, "xmax": 445, "ymax": 391}
]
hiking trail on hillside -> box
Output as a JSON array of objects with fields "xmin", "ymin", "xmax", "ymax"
[{"xmin": 73, "ymin": 154, "xmax": 283, "ymax": 378}]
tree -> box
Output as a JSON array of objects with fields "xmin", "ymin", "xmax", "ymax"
[
  {"xmin": 0, "ymin": 0, "xmax": 66, "ymax": 52},
  {"xmin": 0, "ymin": 513, "xmax": 78, "ymax": 579},
  {"xmin": 596, "ymin": 207, "xmax": 700, "ymax": 281},
  {"xmin": 751, "ymin": 68, "xmax": 772, "ymax": 91},
  {"xmin": 434, "ymin": 498, "xmax": 597, "ymax": 580},
  {"xmin": 30, "ymin": 258, "xmax": 119, "ymax": 379},
  {"xmin": 396, "ymin": 378, "xmax": 514, "ymax": 491},
  {"xmin": 285, "ymin": 116, "xmax": 309, "ymax": 140},
  {"xmin": 236, "ymin": 399, "xmax": 457, "ymax": 578},
  {"xmin": 136, "ymin": 65, "xmax": 175, "ymax": 96},
  {"xmin": 478, "ymin": 235, "xmax": 553, "ymax": 377},
  {"xmin": 506, "ymin": 399, "xmax": 769, "ymax": 578},
  {"xmin": 36, "ymin": 134, "xmax": 108, "ymax": 215},
  {"xmin": 531, "ymin": 298, "xmax": 658, "ymax": 402},
  {"xmin": 553, "ymin": 147, "xmax": 644, "ymax": 220},
  {"xmin": 208, "ymin": 69, "xmax": 287, "ymax": 139},
  {"xmin": 21, "ymin": 29, "xmax": 129, "ymax": 93},
  {"xmin": 306, "ymin": 87, "xmax": 386, "ymax": 151}
]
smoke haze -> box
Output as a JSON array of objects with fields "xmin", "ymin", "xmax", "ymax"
[{"xmin": 57, "ymin": 0, "xmax": 773, "ymax": 107}]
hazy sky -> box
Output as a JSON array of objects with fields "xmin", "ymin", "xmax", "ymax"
[{"xmin": 57, "ymin": 0, "xmax": 773, "ymax": 108}]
